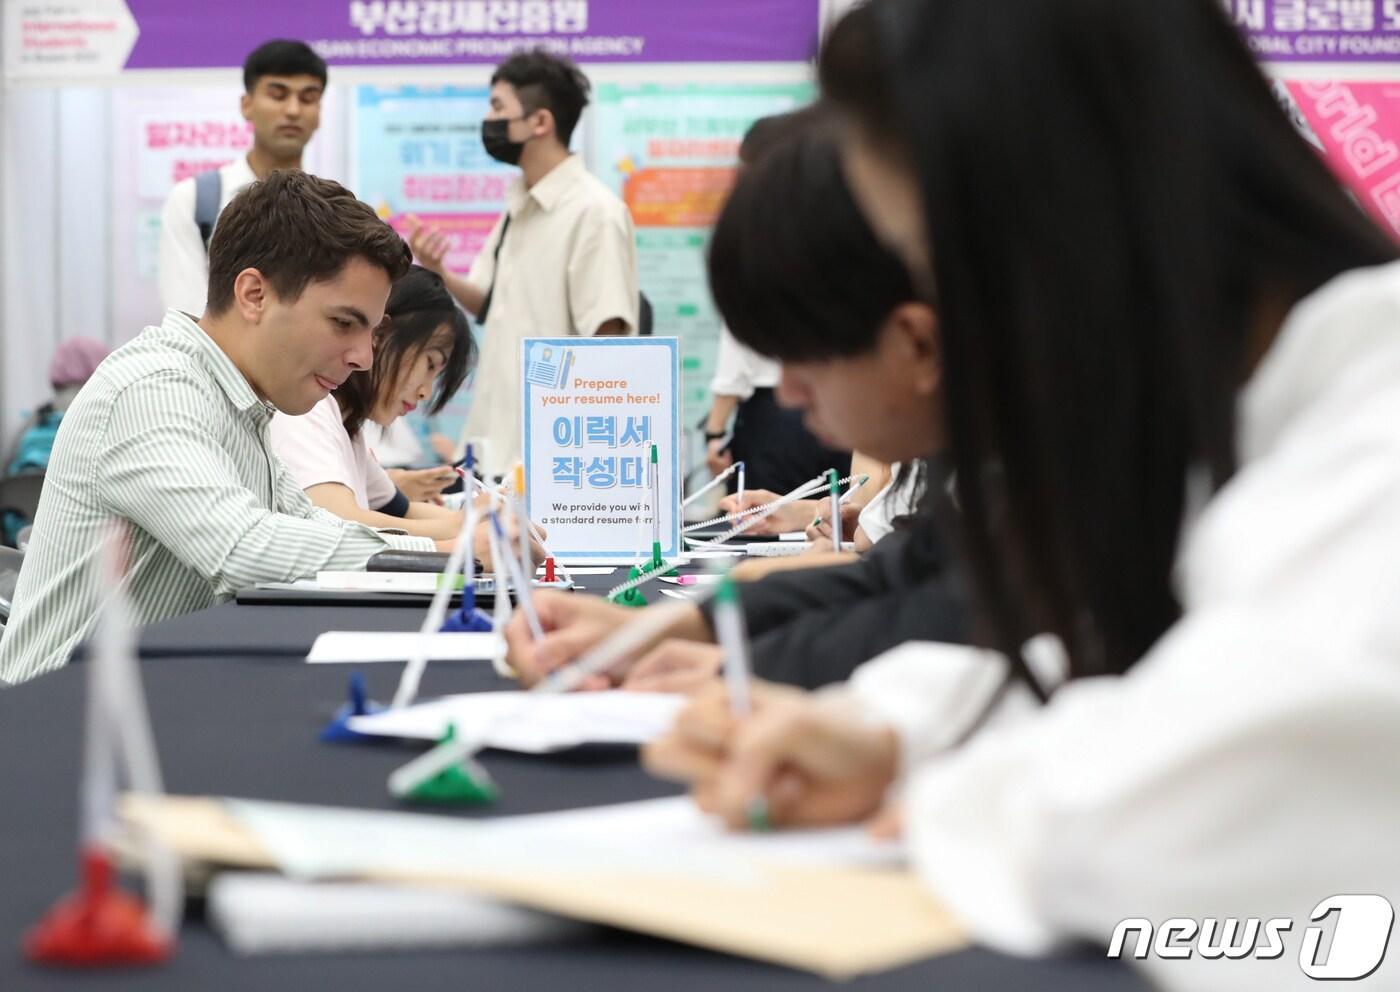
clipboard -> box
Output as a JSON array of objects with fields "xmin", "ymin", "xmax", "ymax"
[{"xmin": 121, "ymin": 795, "xmax": 969, "ymax": 978}]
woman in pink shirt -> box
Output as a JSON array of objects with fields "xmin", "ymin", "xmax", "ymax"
[{"xmin": 272, "ymin": 265, "xmax": 540, "ymax": 562}]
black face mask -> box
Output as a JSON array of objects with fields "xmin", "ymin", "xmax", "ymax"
[{"xmin": 481, "ymin": 117, "xmax": 526, "ymax": 165}]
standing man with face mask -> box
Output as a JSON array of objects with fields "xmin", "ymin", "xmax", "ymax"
[
  {"xmin": 409, "ymin": 51, "xmax": 639, "ymax": 479},
  {"xmin": 158, "ymin": 40, "xmax": 327, "ymax": 317}
]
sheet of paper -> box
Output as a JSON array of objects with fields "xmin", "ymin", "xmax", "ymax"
[
  {"xmin": 535, "ymin": 566, "xmax": 617, "ymax": 575},
  {"xmin": 306, "ymin": 631, "xmax": 501, "ymax": 664},
  {"xmin": 778, "ymin": 531, "xmax": 808, "ymax": 541},
  {"xmin": 680, "ymin": 549, "xmax": 744, "ymax": 559},
  {"xmin": 316, "ymin": 571, "xmax": 466, "ymax": 594},
  {"xmin": 208, "ymin": 872, "xmax": 588, "ymax": 955},
  {"xmin": 347, "ymin": 690, "xmax": 684, "ymax": 752},
  {"xmin": 227, "ymin": 795, "xmax": 904, "ymax": 883},
  {"xmin": 551, "ymin": 556, "xmax": 637, "ymax": 566}
]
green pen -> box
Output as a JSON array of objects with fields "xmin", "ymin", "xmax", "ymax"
[{"xmin": 714, "ymin": 575, "xmax": 752, "ymax": 716}]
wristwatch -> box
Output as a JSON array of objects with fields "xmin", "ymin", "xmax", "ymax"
[{"xmin": 704, "ymin": 430, "xmax": 727, "ymax": 442}]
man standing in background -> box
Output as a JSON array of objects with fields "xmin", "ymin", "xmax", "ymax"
[
  {"xmin": 158, "ymin": 40, "xmax": 328, "ymax": 316},
  {"xmin": 409, "ymin": 51, "xmax": 639, "ymax": 478}
]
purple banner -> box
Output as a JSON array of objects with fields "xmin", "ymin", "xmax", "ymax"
[
  {"xmin": 123, "ymin": 0, "xmax": 819, "ymax": 69},
  {"xmin": 1225, "ymin": 0, "xmax": 1400, "ymax": 61}
]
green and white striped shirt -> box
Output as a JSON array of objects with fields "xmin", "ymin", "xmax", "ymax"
[{"xmin": 0, "ymin": 310, "xmax": 434, "ymax": 685}]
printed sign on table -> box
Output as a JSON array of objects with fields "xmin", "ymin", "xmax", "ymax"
[{"xmin": 522, "ymin": 337, "xmax": 680, "ymax": 560}]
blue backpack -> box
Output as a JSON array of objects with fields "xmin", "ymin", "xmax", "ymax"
[
  {"xmin": 7, "ymin": 405, "xmax": 62, "ymax": 475},
  {"xmin": 195, "ymin": 168, "xmax": 222, "ymax": 252},
  {"xmin": 2, "ymin": 405, "xmax": 61, "ymax": 545}
]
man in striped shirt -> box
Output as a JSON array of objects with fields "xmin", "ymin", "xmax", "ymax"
[{"xmin": 0, "ymin": 172, "xmax": 438, "ymax": 685}]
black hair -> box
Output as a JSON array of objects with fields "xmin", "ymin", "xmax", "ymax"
[
  {"xmin": 708, "ymin": 123, "xmax": 917, "ymax": 361},
  {"xmin": 886, "ymin": 459, "xmax": 929, "ymax": 530},
  {"xmin": 738, "ymin": 106, "xmax": 825, "ymax": 166},
  {"xmin": 243, "ymin": 40, "xmax": 328, "ymax": 93},
  {"xmin": 335, "ymin": 266, "xmax": 476, "ymax": 438},
  {"xmin": 491, "ymin": 50, "xmax": 591, "ymax": 146},
  {"xmin": 821, "ymin": 0, "xmax": 1398, "ymax": 683}
]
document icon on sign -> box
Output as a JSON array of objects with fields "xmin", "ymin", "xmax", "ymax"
[{"xmin": 526, "ymin": 345, "xmax": 574, "ymax": 389}]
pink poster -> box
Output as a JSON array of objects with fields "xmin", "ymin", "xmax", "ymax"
[{"xmin": 1286, "ymin": 80, "xmax": 1400, "ymax": 239}]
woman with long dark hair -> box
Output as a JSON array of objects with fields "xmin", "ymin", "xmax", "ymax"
[
  {"xmin": 646, "ymin": 1, "xmax": 1400, "ymax": 987},
  {"xmin": 272, "ymin": 265, "xmax": 541, "ymax": 563}
]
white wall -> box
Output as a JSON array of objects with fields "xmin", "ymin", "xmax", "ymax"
[{"xmin": 1, "ymin": 87, "xmax": 111, "ymax": 446}]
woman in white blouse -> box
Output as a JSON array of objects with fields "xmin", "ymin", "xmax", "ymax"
[
  {"xmin": 645, "ymin": 2, "xmax": 1400, "ymax": 990},
  {"xmin": 272, "ymin": 266, "xmax": 539, "ymax": 562}
]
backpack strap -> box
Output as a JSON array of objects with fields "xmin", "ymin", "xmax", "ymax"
[
  {"xmin": 476, "ymin": 213, "xmax": 512, "ymax": 324},
  {"xmin": 194, "ymin": 169, "xmax": 223, "ymax": 253}
]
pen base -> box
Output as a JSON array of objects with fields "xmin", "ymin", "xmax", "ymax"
[
  {"xmin": 609, "ymin": 567, "xmax": 650, "ymax": 608},
  {"xmin": 396, "ymin": 726, "xmax": 500, "ymax": 806},
  {"xmin": 24, "ymin": 848, "xmax": 173, "ymax": 967},
  {"xmin": 441, "ymin": 608, "xmax": 494, "ymax": 633},
  {"xmin": 645, "ymin": 546, "xmax": 677, "ymax": 577},
  {"xmin": 320, "ymin": 673, "xmax": 384, "ymax": 743}
]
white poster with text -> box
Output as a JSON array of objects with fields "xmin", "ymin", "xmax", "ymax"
[{"xmin": 522, "ymin": 337, "xmax": 680, "ymax": 561}]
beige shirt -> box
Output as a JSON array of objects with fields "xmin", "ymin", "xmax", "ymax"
[{"xmin": 463, "ymin": 155, "xmax": 639, "ymax": 477}]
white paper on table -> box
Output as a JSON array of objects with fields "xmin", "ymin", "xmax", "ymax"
[
  {"xmin": 549, "ymin": 556, "xmax": 636, "ymax": 566},
  {"xmin": 208, "ymin": 872, "xmax": 588, "ymax": 955},
  {"xmin": 659, "ymin": 589, "xmax": 697, "ymax": 601},
  {"xmin": 315, "ymin": 571, "xmax": 492, "ymax": 594},
  {"xmin": 680, "ymin": 549, "xmax": 744, "ymax": 559},
  {"xmin": 534, "ymin": 566, "xmax": 617, "ymax": 576},
  {"xmin": 306, "ymin": 631, "xmax": 501, "ymax": 664},
  {"xmin": 347, "ymin": 690, "xmax": 685, "ymax": 753},
  {"xmin": 227, "ymin": 795, "xmax": 906, "ymax": 884},
  {"xmin": 778, "ymin": 531, "xmax": 809, "ymax": 541}
]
